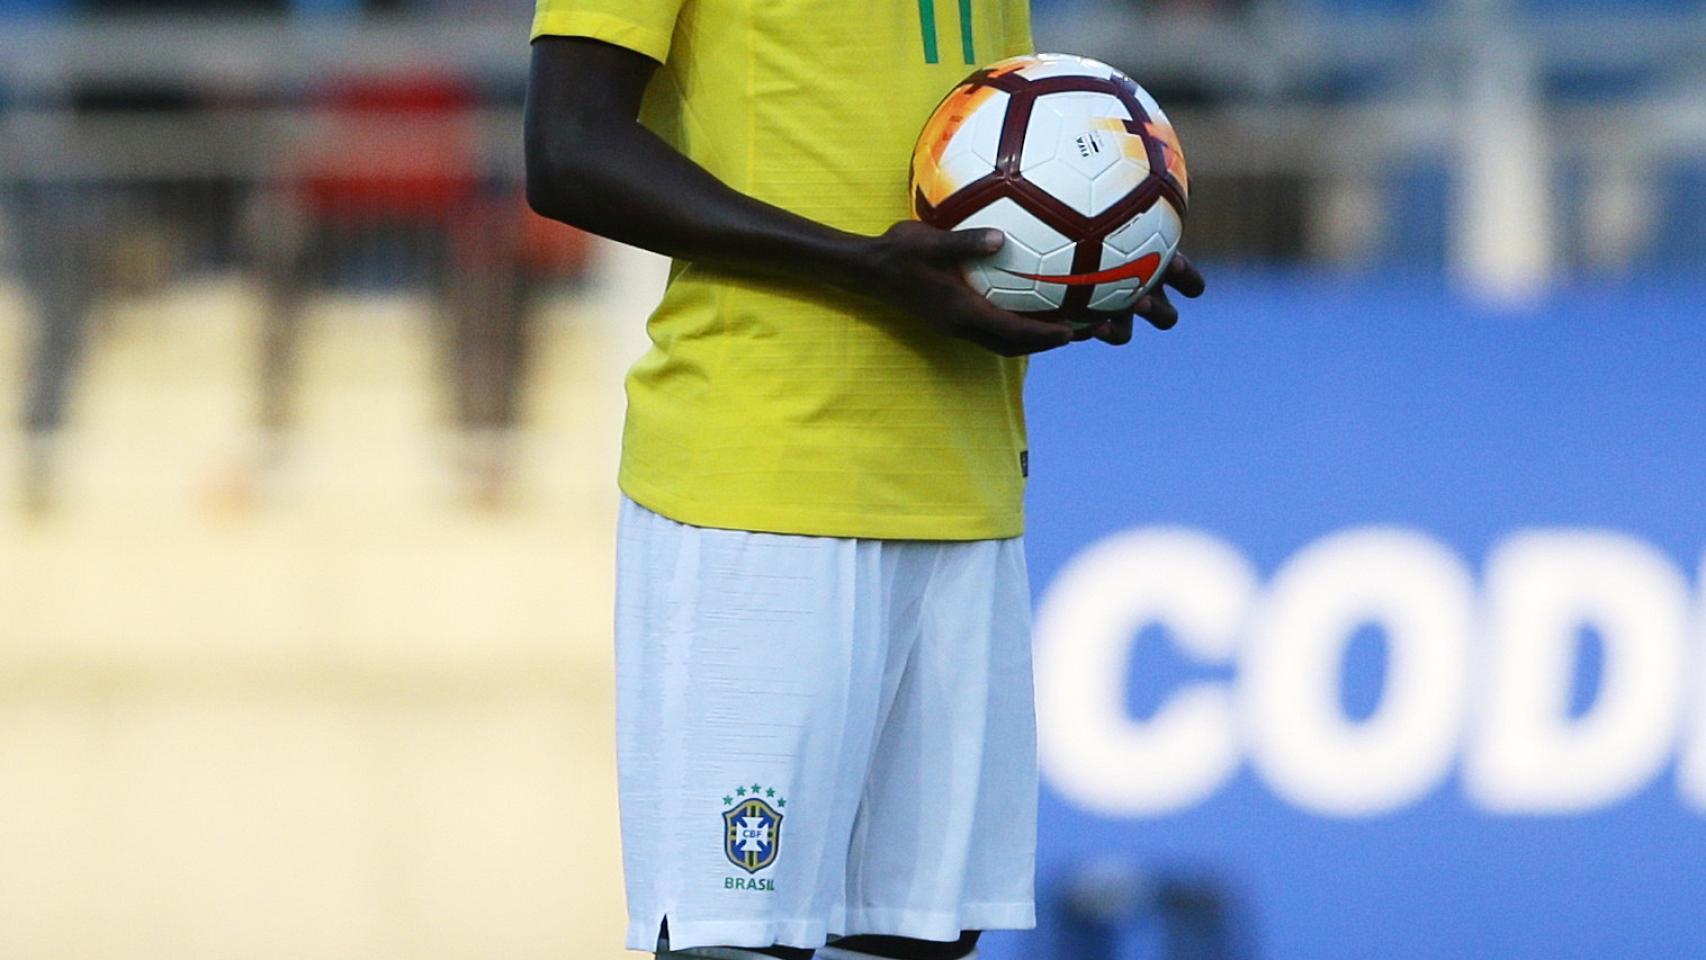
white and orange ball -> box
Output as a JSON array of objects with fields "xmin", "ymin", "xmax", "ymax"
[{"xmin": 910, "ymin": 53, "xmax": 1190, "ymax": 318}]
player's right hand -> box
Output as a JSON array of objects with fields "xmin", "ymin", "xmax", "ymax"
[
  {"xmin": 1083, "ymin": 252, "xmax": 1207, "ymax": 345},
  {"xmin": 860, "ymin": 221, "xmax": 1074, "ymax": 357}
]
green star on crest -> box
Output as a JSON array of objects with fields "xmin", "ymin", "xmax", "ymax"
[
  {"xmin": 736, "ymin": 786, "xmax": 746, "ymax": 796},
  {"xmin": 722, "ymin": 796, "xmax": 733, "ymax": 805},
  {"xmin": 778, "ymin": 798, "xmax": 787, "ymax": 808},
  {"xmin": 751, "ymin": 783, "xmax": 762, "ymax": 793},
  {"xmin": 765, "ymin": 788, "xmax": 775, "ymax": 798}
]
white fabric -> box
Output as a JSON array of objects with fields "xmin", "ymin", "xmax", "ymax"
[
  {"xmin": 817, "ymin": 948, "xmax": 977, "ymax": 960},
  {"xmin": 660, "ymin": 947, "xmax": 786, "ymax": 960},
  {"xmin": 615, "ymin": 496, "xmax": 1038, "ymax": 951}
]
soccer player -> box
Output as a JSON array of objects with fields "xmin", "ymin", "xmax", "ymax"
[{"xmin": 524, "ymin": 2, "xmax": 1204, "ymax": 958}]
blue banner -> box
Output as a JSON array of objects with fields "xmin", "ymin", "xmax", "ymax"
[{"xmin": 990, "ymin": 271, "xmax": 1706, "ymax": 960}]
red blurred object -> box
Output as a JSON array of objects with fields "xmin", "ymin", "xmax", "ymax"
[
  {"xmin": 519, "ymin": 202, "xmax": 595, "ymax": 276},
  {"xmin": 297, "ymin": 71, "xmax": 481, "ymax": 222},
  {"xmin": 289, "ymin": 69, "xmax": 592, "ymax": 279}
]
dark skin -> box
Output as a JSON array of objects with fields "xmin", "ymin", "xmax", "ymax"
[
  {"xmin": 529, "ymin": 34, "xmax": 1200, "ymax": 960},
  {"xmin": 525, "ymin": 36, "xmax": 1204, "ymax": 357}
]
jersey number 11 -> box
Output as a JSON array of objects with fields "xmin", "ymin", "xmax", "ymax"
[{"xmin": 917, "ymin": 0, "xmax": 977, "ymax": 65}]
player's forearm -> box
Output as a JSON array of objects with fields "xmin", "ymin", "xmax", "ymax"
[{"xmin": 525, "ymin": 115, "xmax": 875, "ymax": 290}]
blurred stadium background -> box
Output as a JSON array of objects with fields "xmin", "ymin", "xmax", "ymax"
[{"xmin": 1, "ymin": 1, "xmax": 1703, "ymax": 959}]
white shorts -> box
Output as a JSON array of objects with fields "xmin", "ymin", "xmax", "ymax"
[{"xmin": 613, "ymin": 496, "xmax": 1038, "ymax": 952}]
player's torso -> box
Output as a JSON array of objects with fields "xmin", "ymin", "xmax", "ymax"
[
  {"xmin": 623, "ymin": 0, "xmax": 1035, "ymax": 540},
  {"xmin": 651, "ymin": 0, "xmax": 1028, "ymax": 225}
]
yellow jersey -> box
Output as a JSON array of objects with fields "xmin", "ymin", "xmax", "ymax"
[{"xmin": 533, "ymin": 0, "xmax": 1034, "ymax": 540}]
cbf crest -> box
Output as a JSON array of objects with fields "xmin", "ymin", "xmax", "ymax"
[{"xmin": 722, "ymin": 784, "xmax": 786, "ymax": 874}]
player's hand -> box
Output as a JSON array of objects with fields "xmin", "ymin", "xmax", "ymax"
[
  {"xmin": 1081, "ymin": 252, "xmax": 1207, "ymax": 346},
  {"xmin": 861, "ymin": 221, "xmax": 1074, "ymax": 357}
]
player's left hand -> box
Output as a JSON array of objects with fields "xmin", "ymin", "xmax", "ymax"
[{"xmin": 1077, "ymin": 253, "xmax": 1207, "ymax": 345}]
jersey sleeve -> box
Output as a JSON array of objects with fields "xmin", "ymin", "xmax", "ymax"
[{"xmin": 530, "ymin": 0, "xmax": 685, "ymax": 64}]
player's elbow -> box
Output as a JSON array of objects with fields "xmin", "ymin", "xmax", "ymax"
[
  {"xmin": 524, "ymin": 141, "xmax": 588, "ymax": 225},
  {"xmin": 523, "ymin": 119, "xmax": 607, "ymax": 227},
  {"xmin": 523, "ymin": 172, "xmax": 565, "ymax": 224}
]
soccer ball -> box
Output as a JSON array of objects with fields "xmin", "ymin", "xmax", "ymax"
[{"xmin": 910, "ymin": 53, "xmax": 1189, "ymax": 318}]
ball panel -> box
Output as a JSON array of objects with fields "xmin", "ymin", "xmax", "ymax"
[
  {"xmin": 1018, "ymin": 99, "xmax": 1062, "ymax": 170},
  {"xmin": 952, "ymin": 196, "xmax": 1074, "ymax": 262},
  {"xmin": 1152, "ymin": 197, "xmax": 1186, "ymax": 251},
  {"xmin": 1127, "ymin": 83, "xmax": 1173, "ymax": 133},
  {"xmin": 910, "ymin": 85, "xmax": 1009, "ymax": 211},
  {"xmin": 1018, "ymin": 102, "xmax": 1096, "ymax": 216},
  {"xmin": 1036, "ymin": 242, "xmax": 1078, "ymax": 282},
  {"xmin": 1144, "ymin": 115, "xmax": 1190, "ymax": 198},
  {"xmin": 1091, "ymin": 200, "xmax": 1185, "ymax": 311},
  {"xmin": 1036, "ymin": 89, "xmax": 1134, "ymax": 121},
  {"xmin": 1021, "ymin": 92, "xmax": 1150, "ymax": 219},
  {"xmin": 1028, "ymin": 242, "xmax": 1078, "ymax": 308},
  {"xmin": 1010, "ymin": 53, "xmax": 1122, "ymax": 83},
  {"xmin": 962, "ymin": 258, "xmax": 999, "ymax": 298},
  {"xmin": 960, "ymin": 90, "xmax": 1010, "ymax": 168},
  {"xmin": 1089, "ymin": 156, "xmax": 1152, "ymax": 220},
  {"xmin": 952, "ymin": 198, "xmax": 1075, "ymax": 313},
  {"xmin": 1086, "ymin": 283, "xmax": 1143, "ymax": 314},
  {"xmin": 1117, "ymin": 84, "xmax": 1188, "ymax": 201},
  {"xmin": 996, "ymin": 231, "xmax": 1048, "ymax": 281},
  {"xmin": 1028, "ymin": 94, "xmax": 1125, "ymax": 179},
  {"xmin": 988, "ymin": 287, "xmax": 1061, "ymax": 314},
  {"xmin": 1084, "ymin": 244, "xmax": 1155, "ymax": 314},
  {"xmin": 1102, "ymin": 199, "xmax": 1183, "ymax": 261}
]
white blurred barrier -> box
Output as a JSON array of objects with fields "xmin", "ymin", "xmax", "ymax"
[
  {"xmin": 1456, "ymin": 38, "xmax": 1555, "ymax": 304},
  {"xmin": 0, "ymin": 274, "xmax": 645, "ymax": 959}
]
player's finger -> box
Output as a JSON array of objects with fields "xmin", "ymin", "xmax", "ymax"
[
  {"xmin": 1094, "ymin": 314, "xmax": 1134, "ymax": 345},
  {"xmin": 1162, "ymin": 252, "xmax": 1206, "ymax": 299},
  {"xmin": 974, "ymin": 303, "xmax": 1074, "ymax": 355},
  {"xmin": 938, "ymin": 227, "xmax": 1006, "ymax": 261},
  {"xmin": 1135, "ymin": 288, "xmax": 1179, "ymax": 331}
]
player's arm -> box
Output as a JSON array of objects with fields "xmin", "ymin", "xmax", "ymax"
[{"xmin": 524, "ymin": 36, "xmax": 1073, "ymax": 357}]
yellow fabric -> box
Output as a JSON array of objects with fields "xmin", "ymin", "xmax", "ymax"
[{"xmin": 533, "ymin": 0, "xmax": 1035, "ymax": 540}]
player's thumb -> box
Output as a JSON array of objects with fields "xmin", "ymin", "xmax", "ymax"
[{"xmin": 939, "ymin": 227, "xmax": 1005, "ymax": 261}]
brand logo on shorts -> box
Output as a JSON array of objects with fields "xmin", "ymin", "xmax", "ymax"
[{"xmin": 722, "ymin": 784, "xmax": 786, "ymax": 874}]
